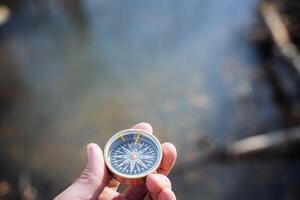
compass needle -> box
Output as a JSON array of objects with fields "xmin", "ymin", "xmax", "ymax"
[{"xmin": 135, "ymin": 130, "xmax": 141, "ymax": 145}]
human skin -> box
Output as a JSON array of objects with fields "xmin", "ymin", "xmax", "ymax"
[{"xmin": 54, "ymin": 122, "xmax": 177, "ymax": 200}]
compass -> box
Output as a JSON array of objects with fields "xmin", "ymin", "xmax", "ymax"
[{"xmin": 104, "ymin": 129, "xmax": 162, "ymax": 185}]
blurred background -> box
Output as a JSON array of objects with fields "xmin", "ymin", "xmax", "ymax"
[{"xmin": 0, "ymin": 0, "xmax": 300, "ymax": 199}]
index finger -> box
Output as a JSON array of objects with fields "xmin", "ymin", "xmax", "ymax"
[{"xmin": 157, "ymin": 142, "xmax": 177, "ymax": 175}]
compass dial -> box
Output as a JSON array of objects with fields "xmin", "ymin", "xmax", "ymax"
[{"xmin": 104, "ymin": 129, "xmax": 162, "ymax": 185}]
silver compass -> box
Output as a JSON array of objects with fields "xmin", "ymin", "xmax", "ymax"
[{"xmin": 104, "ymin": 129, "xmax": 162, "ymax": 185}]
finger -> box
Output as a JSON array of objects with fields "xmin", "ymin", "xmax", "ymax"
[
  {"xmin": 132, "ymin": 122, "xmax": 153, "ymax": 133},
  {"xmin": 143, "ymin": 188, "xmax": 176, "ymax": 200},
  {"xmin": 54, "ymin": 143, "xmax": 111, "ymax": 200},
  {"xmin": 98, "ymin": 187, "xmax": 123, "ymax": 200},
  {"xmin": 158, "ymin": 188, "xmax": 176, "ymax": 200},
  {"xmin": 157, "ymin": 143, "xmax": 177, "ymax": 175},
  {"xmin": 142, "ymin": 189, "xmax": 176, "ymax": 200},
  {"xmin": 146, "ymin": 174, "xmax": 171, "ymax": 200},
  {"xmin": 143, "ymin": 193, "xmax": 152, "ymax": 200},
  {"xmin": 106, "ymin": 179, "xmax": 120, "ymax": 190},
  {"xmin": 123, "ymin": 184, "xmax": 148, "ymax": 200}
]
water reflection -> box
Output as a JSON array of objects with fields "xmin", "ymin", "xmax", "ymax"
[{"xmin": 0, "ymin": 0, "xmax": 299, "ymax": 199}]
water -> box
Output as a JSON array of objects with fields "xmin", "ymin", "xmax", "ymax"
[{"xmin": 0, "ymin": 0, "xmax": 299, "ymax": 199}]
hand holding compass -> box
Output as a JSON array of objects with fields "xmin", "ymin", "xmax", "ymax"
[{"xmin": 54, "ymin": 122, "xmax": 177, "ymax": 200}]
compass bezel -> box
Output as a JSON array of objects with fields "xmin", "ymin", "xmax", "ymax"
[{"xmin": 104, "ymin": 129, "xmax": 163, "ymax": 183}]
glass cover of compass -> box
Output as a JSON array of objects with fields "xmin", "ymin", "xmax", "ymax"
[{"xmin": 104, "ymin": 129, "xmax": 162, "ymax": 184}]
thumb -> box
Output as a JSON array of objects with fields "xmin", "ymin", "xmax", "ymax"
[{"xmin": 54, "ymin": 143, "xmax": 111, "ymax": 200}]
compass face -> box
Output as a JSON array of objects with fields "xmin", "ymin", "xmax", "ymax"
[{"xmin": 104, "ymin": 129, "xmax": 162, "ymax": 180}]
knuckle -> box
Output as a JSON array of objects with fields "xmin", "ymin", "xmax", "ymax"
[{"xmin": 78, "ymin": 167, "xmax": 101, "ymax": 185}]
